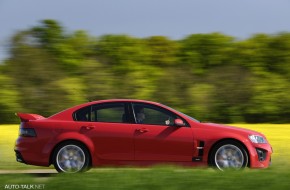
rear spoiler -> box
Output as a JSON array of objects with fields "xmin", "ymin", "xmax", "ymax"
[{"xmin": 16, "ymin": 113, "xmax": 45, "ymax": 122}]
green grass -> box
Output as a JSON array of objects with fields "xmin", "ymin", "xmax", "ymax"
[
  {"xmin": 1, "ymin": 167, "xmax": 290, "ymax": 190},
  {"xmin": 1, "ymin": 124, "xmax": 290, "ymax": 190}
]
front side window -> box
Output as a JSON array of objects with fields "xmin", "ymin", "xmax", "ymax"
[{"xmin": 132, "ymin": 103, "xmax": 181, "ymax": 126}]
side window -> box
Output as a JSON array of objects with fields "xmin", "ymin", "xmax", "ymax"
[
  {"xmin": 91, "ymin": 103, "xmax": 126, "ymax": 123},
  {"xmin": 74, "ymin": 106, "xmax": 91, "ymax": 121},
  {"xmin": 133, "ymin": 103, "xmax": 178, "ymax": 126}
]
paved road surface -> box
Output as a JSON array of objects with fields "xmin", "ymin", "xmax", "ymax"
[{"xmin": 0, "ymin": 169, "xmax": 57, "ymax": 174}]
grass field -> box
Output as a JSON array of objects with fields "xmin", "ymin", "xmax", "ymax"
[{"xmin": 1, "ymin": 124, "xmax": 290, "ymax": 190}]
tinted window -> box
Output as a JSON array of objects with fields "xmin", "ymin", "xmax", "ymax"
[
  {"xmin": 133, "ymin": 103, "xmax": 179, "ymax": 126},
  {"xmin": 74, "ymin": 106, "xmax": 91, "ymax": 121},
  {"xmin": 91, "ymin": 103, "xmax": 126, "ymax": 123}
]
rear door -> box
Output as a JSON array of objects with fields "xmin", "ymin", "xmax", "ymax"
[
  {"xmin": 75, "ymin": 102, "xmax": 134, "ymax": 161},
  {"xmin": 132, "ymin": 103, "xmax": 193, "ymax": 162}
]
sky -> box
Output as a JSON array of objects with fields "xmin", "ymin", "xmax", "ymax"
[{"xmin": 1, "ymin": 0, "xmax": 290, "ymax": 61}]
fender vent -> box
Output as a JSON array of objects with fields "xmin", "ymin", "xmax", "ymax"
[{"xmin": 197, "ymin": 141, "xmax": 205, "ymax": 156}]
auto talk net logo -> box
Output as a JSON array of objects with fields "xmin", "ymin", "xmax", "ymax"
[{"xmin": 3, "ymin": 184, "xmax": 45, "ymax": 189}]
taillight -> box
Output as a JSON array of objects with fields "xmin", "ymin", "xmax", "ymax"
[{"xmin": 19, "ymin": 128, "xmax": 36, "ymax": 137}]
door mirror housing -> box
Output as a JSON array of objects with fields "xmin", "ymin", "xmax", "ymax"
[{"xmin": 174, "ymin": 119, "xmax": 185, "ymax": 127}]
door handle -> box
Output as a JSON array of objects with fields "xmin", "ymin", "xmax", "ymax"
[
  {"xmin": 82, "ymin": 126, "xmax": 95, "ymax": 130},
  {"xmin": 137, "ymin": 128, "xmax": 149, "ymax": 133}
]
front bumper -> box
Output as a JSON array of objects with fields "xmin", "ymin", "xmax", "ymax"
[{"xmin": 248, "ymin": 143, "xmax": 273, "ymax": 168}]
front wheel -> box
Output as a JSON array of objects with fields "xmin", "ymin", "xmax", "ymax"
[
  {"xmin": 209, "ymin": 140, "xmax": 248, "ymax": 171},
  {"xmin": 53, "ymin": 141, "xmax": 91, "ymax": 173}
]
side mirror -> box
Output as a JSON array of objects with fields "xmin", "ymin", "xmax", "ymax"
[{"xmin": 174, "ymin": 119, "xmax": 185, "ymax": 127}]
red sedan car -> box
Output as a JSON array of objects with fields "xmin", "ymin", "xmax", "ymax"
[{"xmin": 15, "ymin": 99, "xmax": 272, "ymax": 172}]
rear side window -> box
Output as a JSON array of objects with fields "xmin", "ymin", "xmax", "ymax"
[
  {"xmin": 74, "ymin": 103, "xmax": 127, "ymax": 123},
  {"xmin": 92, "ymin": 103, "xmax": 125, "ymax": 123},
  {"xmin": 74, "ymin": 106, "xmax": 91, "ymax": 121}
]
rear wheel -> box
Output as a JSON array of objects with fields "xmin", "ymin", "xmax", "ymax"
[
  {"xmin": 53, "ymin": 141, "xmax": 90, "ymax": 173},
  {"xmin": 209, "ymin": 140, "xmax": 248, "ymax": 171}
]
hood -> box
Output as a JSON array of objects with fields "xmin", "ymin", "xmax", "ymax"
[{"xmin": 200, "ymin": 123, "xmax": 264, "ymax": 136}]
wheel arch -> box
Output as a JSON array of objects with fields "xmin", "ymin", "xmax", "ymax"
[{"xmin": 207, "ymin": 138, "xmax": 250, "ymax": 167}]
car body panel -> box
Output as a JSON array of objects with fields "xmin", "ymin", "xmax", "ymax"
[
  {"xmin": 133, "ymin": 124, "xmax": 193, "ymax": 161},
  {"xmin": 76, "ymin": 121, "xmax": 135, "ymax": 161},
  {"xmin": 14, "ymin": 99, "xmax": 273, "ymax": 170}
]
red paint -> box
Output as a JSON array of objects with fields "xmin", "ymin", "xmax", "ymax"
[{"xmin": 14, "ymin": 99, "xmax": 272, "ymax": 170}]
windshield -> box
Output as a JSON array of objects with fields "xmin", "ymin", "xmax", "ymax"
[
  {"xmin": 177, "ymin": 111, "xmax": 200, "ymax": 123},
  {"xmin": 160, "ymin": 103, "xmax": 200, "ymax": 123}
]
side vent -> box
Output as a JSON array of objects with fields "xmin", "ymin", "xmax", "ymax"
[
  {"xmin": 192, "ymin": 141, "xmax": 205, "ymax": 162},
  {"xmin": 198, "ymin": 141, "xmax": 205, "ymax": 156}
]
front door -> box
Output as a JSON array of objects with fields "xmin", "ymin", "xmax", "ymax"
[{"xmin": 132, "ymin": 103, "xmax": 193, "ymax": 162}]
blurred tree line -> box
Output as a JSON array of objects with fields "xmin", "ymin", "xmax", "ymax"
[{"xmin": 0, "ymin": 20, "xmax": 290, "ymax": 124}]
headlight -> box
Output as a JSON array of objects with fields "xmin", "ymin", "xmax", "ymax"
[{"xmin": 249, "ymin": 135, "xmax": 267, "ymax": 144}]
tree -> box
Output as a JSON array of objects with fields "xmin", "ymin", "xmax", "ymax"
[
  {"xmin": 205, "ymin": 66, "xmax": 253, "ymax": 123},
  {"xmin": 179, "ymin": 33, "xmax": 235, "ymax": 74},
  {"xmin": 5, "ymin": 32, "xmax": 69, "ymax": 116},
  {"xmin": 95, "ymin": 35, "xmax": 150, "ymax": 73},
  {"xmin": 244, "ymin": 72, "xmax": 290, "ymax": 123},
  {"xmin": 31, "ymin": 19, "xmax": 64, "ymax": 50},
  {"xmin": 144, "ymin": 36, "xmax": 179, "ymax": 66},
  {"xmin": 0, "ymin": 72, "xmax": 21, "ymax": 123},
  {"xmin": 1, "ymin": 19, "xmax": 290, "ymax": 124}
]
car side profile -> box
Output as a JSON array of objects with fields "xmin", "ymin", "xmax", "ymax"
[{"xmin": 15, "ymin": 99, "xmax": 272, "ymax": 172}]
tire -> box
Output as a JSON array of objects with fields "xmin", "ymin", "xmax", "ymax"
[
  {"xmin": 209, "ymin": 140, "xmax": 248, "ymax": 171},
  {"xmin": 52, "ymin": 141, "xmax": 91, "ymax": 173}
]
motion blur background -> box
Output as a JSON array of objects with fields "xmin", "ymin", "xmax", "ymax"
[{"xmin": 1, "ymin": 1, "xmax": 290, "ymax": 124}]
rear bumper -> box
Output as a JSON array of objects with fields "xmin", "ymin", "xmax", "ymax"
[
  {"xmin": 14, "ymin": 137, "xmax": 50, "ymax": 167},
  {"xmin": 14, "ymin": 150, "xmax": 26, "ymax": 164}
]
